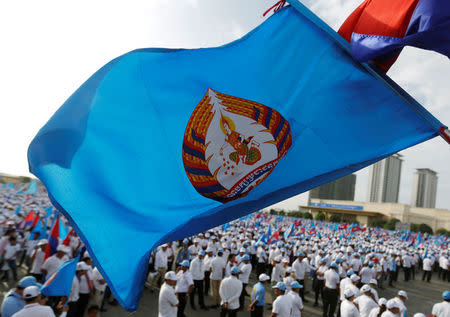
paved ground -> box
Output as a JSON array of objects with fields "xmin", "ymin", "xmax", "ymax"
[{"xmin": 0, "ymin": 265, "xmax": 448, "ymax": 317}]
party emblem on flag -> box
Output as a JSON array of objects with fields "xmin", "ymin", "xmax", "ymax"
[{"xmin": 182, "ymin": 88, "xmax": 292, "ymax": 203}]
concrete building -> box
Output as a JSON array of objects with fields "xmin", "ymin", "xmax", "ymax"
[
  {"xmin": 309, "ymin": 174, "xmax": 356, "ymax": 201},
  {"xmin": 411, "ymin": 168, "xmax": 438, "ymax": 208},
  {"xmin": 303, "ymin": 198, "xmax": 450, "ymax": 231},
  {"xmin": 367, "ymin": 154, "xmax": 403, "ymax": 203}
]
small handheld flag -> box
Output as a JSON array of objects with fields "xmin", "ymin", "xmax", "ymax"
[
  {"xmin": 41, "ymin": 254, "xmax": 80, "ymax": 296},
  {"xmin": 45, "ymin": 216, "xmax": 60, "ymax": 260}
]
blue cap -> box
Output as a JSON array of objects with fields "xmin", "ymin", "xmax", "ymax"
[
  {"xmin": 443, "ymin": 291, "xmax": 450, "ymax": 300},
  {"xmin": 243, "ymin": 242, "xmax": 249, "ymax": 246},
  {"xmin": 297, "ymin": 252, "xmax": 306, "ymax": 257},
  {"xmin": 180, "ymin": 260, "xmax": 190, "ymax": 267},
  {"xmin": 330, "ymin": 262, "xmax": 338, "ymax": 268},
  {"xmin": 18, "ymin": 276, "xmax": 40, "ymax": 289},
  {"xmin": 242, "ymin": 254, "xmax": 250, "ymax": 261},
  {"xmin": 218, "ymin": 249, "xmax": 224, "ymax": 254},
  {"xmin": 335, "ymin": 258, "xmax": 343, "ymax": 263},
  {"xmin": 320, "ymin": 258, "xmax": 327, "ymax": 264},
  {"xmin": 199, "ymin": 251, "xmax": 206, "ymax": 256},
  {"xmin": 272, "ymin": 282, "xmax": 286, "ymax": 291},
  {"xmin": 347, "ymin": 269, "xmax": 355, "ymax": 276},
  {"xmin": 369, "ymin": 261, "xmax": 374, "ymax": 267},
  {"xmin": 182, "ymin": 239, "xmax": 189, "ymax": 244},
  {"xmin": 291, "ymin": 281, "xmax": 303, "ymax": 289},
  {"xmin": 231, "ymin": 266, "xmax": 241, "ymax": 275}
]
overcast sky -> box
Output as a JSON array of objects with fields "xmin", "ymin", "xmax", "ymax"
[{"xmin": 0, "ymin": 0, "xmax": 449, "ymax": 209}]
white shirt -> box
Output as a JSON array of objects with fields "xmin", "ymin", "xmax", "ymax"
[
  {"xmin": 78, "ymin": 274, "xmax": 90, "ymax": 294},
  {"xmin": 239, "ymin": 263, "xmax": 252, "ymax": 284},
  {"xmin": 293, "ymin": 258, "xmax": 309, "ymax": 280},
  {"xmin": 154, "ymin": 249, "xmax": 168, "ymax": 270},
  {"xmin": 158, "ymin": 283, "xmax": 178, "ymax": 317},
  {"xmin": 340, "ymin": 278, "xmax": 352, "ymax": 301},
  {"xmin": 219, "ymin": 276, "xmax": 242, "ymax": 310},
  {"xmin": 360, "ymin": 267, "xmax": 375, "ymax": 284},
  {"xmin": 92, "ymin": 267, "xmax": 106, "ymax": 292},
  {"xmin": 423, "ymin": 258, "xmax": 432, "ymax": 271},
  {"xmin": 175, "ymin": 270, "xmax": 193, "ymax": 293},
  {"xmin": 41, "ymin": 255, "xmax": 64, "ymax": 280},
  {"xmin": 380, "ymin": 311, "xmax": 397, "ymax": 317},
  {"xmin": 189, "ymin": 257, "xmax": 205, "ymax": 281},
  {"xmin": 272, "ymin": 294, "xmax": 293, "ymax": 317},
  {"xmin": 272, "ymin": 263, "xmax": 284, "ymax": 282},
  {"xmin": 210, "ymin": 256, "xmax": 226, "ymax": 280},
  {"xmin": 68, "ymin": 276, "xmax": 80, "ymax": 303},
  {"xmin": 354, "ymin": 295, "xmax": 378, "ymax": 317},
  {"xmin": 3, "ymin": 243, "xmax": 20, "ymax": 260},
  {"xmin": 341, "ymin": 300, "xmax": 360, "ymax": 317},
  {"xmin": 11, "ymin": 303, "xmax": 66, "ymax": 317},
  {"xmin": 432, "ymin": 301, "xmax": 450, "ymax": 317},
  {"xmin": 316, "ymin": 265, "xmax": 328, "ymax": 281},
  {"xmin": 324, "ymin": 269, "xmax": 340, "ymax": 289},
  {"xmin": 30, "ymin": 249, "xmax": 45, "ymax": 274},
  {"xmin": 369, "ymin": 307, "xmax": 381, "ymax": 317},
  {"xmin": 287, "ymin": 290, "xmax": 303, "ymax": 317}
]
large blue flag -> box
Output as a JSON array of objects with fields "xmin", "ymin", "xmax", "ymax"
[
  {"xmin": 41, "ymin": 254, "xmax": 80, "ymax": 296},
  {"xmin": 27, "ymin": 1, "xmax": 445, "ymax": 311}
]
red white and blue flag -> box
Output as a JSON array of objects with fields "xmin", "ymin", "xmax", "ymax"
[
  {"xmin": 339, "ymin": 0, "xmax": 450, "ymax": 72},
  {"xmin": 45, "ymin": 216, "xmax": 60, "ymax": 260}
]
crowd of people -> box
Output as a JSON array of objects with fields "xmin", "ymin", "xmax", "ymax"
[
  {"xmin": 150, "ymin": 214, "xmax": 450, "ymax": 317},
  {"xmin": 0, "ymin": 181, "xmax": 450, "ymax": 317}
]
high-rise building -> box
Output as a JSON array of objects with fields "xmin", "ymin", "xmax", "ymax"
[
  {"xmin": 367, "ymin": 154, "xmax": 403, "ymax": 203},
  {"xmin": 310, "ymin": 174, "xmax": 356, "ymax": 201},
  {"xmin": 411, "ymin": 168, "xmax": 438, "ymax": 208}
]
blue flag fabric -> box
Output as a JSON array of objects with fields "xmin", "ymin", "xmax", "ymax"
[
  {"xmin": 41, "ymin": 254, "xmax": 80, "ymax": 296},
  {"xmin": 19, "ymin": 180, "xmax": 37, "ymax": 194},
  {"xmin": 14, "ymin": 204, "xmax": 21, "ymax": 215},
  {"xmin": 27, "ymin": 1, "xmax": 444, "ymax": 311}
]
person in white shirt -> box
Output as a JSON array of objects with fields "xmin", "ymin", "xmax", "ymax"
[
  {"xmin": 92, "ymin": 267, "xmax": 107, "ymax": 310},
  {"xmin": 431, "ymin": 290, "xmax": 450, "ymax": 317},
  {"xmin": 422, "ymin": 256, "xmax": 433, "ymax": 282},
  {"xmin": 292, "ymin": 252, "xmax": 309, "ymax": 302},
  {"xmin": 29, "ymin": 240, "xmax": 47, "ymax": 283},
  {"xmin": 340, "ymin": 270, "xmax": 355, "ymax": 301},
  {"xmin": 271, "ymin": 282, "xmax": 292, "ymax": 317},
  {"xmin": 75, "ymin": 261, "xmax": 92, "ymax": 317},
  {"xmin": 323, "ymin": 262, "xmax": 340, "ymax": 317},
  {"xmin": 1, "ymin": 237, "xmax": 21, "ymax": 281},
  {"xmin": 288, "ymin": 281, "xmax": 304, "ymax": 317},
  {"xmin": 340, "ymin": 288, "xmax": 360, "ymax": 317},
  {"xmin": 189, "ymin": 251, "xmax": 207, "ymax": 310},
  {"xmin": 402, "ymin": 254, "xmax": 412, "ymax": 282},
  {"xmin": 203, "ymin": 249, "xmax": 214, "ymax": 297},
  {"xmin": 314, "ymin": 259, "xmax": 327, "ymax": 307},
  {"xmin": 210, "ymin": 249, "xmax": 226, "ymax": 308},
  {"xmin": 354, "ymin": 285, "xmax": 378, "ymax": 317},
  {"xmin": 41, "ymin": 245, "xmax": 67, "ymax": 280},
  {"xmin": 381, "ymin": 299, "xmax": 401, "ymax": 317},
  {"xmin": 175, "ymin": 260, "xmax": 194, "ymax": 317},
  {"xmin": 158, "ymin": 271, "xmax": 179, "ymax": 317},
  {"xmin": 12, "ymin": 285, "xmax": 68, "ymax": 317},
  {"xmin": 239, "ymin": 255, "xmax": 252, "ymax": 310},
  {"xmin": 152, "ymin": 245, "xmax": 169, "ymax": 289},
  {"xmin": 393, "ymin": 290, "xmax": 408, "ymax": 317},
  {"xmin": 220, "ymin": 266, "xmax": 243, "ymax": 316},
  {"xmin": 67, "ymin": 262, "xmax": 86, "ymax": 316},
  {"xmin": 360, "ymin": 262, "xmax": 376, "ymax": 284},
  {"xmin": 368, "ymin": 298, "xmax": 387, "ymax": 317}
]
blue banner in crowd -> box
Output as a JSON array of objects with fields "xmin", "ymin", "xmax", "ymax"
[{"xmin": 27, "ymin": 0, "xmax": 444, "ymax": 311}]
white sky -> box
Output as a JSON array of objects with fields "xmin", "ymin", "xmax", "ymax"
[{"xmin": 0, "ymin": 0, "xmax": 449, "ymax": 210}]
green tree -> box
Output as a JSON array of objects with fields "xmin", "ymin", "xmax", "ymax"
[
  {"xmin": 329, "ymin": 214, "xmax": 341, "ymax": 223},
  {"xmin": 369, "ymin": 218, "xmax": 387, "ymax": 228},
  {"xmin": 302, "ymin": 212, "xmax": 313, "ymax": 219},
  {"xmin": 410, "ymin": 223, "xmax": 420, "ymax": 232},
  {"xmin": 315, "ymin": 212, "xmax": 326, "ymax": 221},
  {"xmin": 289, "ymin": 211, "xmax": 304, "ymax": 218},
  {"xmin": 383, "ymin": 218, "xmax": 400, "ymax": 230},
  {"xmin": 436, "ymin": 228, "xmax": 449, "ymax": 236},
  {"xmin": 418, "ymin": 223, "xmax": 433, "ymax": 234}
]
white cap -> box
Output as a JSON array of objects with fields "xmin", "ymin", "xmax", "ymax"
[
  {"xmin": 387, "ymin": 299, "xmax": 400, "ymax": 309},
  {"xmin": 369, "ymin": 279, "xmax": 378, "ymax": 285},
  {"xmin": 282, "ymin": 258, "xmax": 289, "ymax": 263},
  {"xmin": 361, "ymin": 284, "xmax": 371, "ymax": 293},
  {"xmin": 398, "ymin": 290, "xmax": 408, "ymax": 299},
  {"xmin": 164, "ymin": 271, "xmax": 178, "ymax": 281},
  {"xmin": 23, "ymin": 286, "xmax": 40, "ymax": 299},
  {"xmin": 344, "ymin": 288, "xmax": 354, "ymax": 299},
  {"xmin": 350, "ymin": 274, "xmax": 360, "ymax": 282},
  {"xmin": 413, "ymin": 314, "xmax": 426, "ymax": 317},
  {"xmin": 37, "ymin": 239, "xmax": 48, "ymax": 246},
  {"xmin": 56, "ymin": 245, "xmax": 66, "ymax": 252},
  {"xmin": 259, "ymin": 273, "xmax": 270, "ymax": 282},
  {"xmin": 76, "ymin": 261, "xmax": 90, "ymax": 271},
  {"xmin": 378, "ymin": 298, "xmax": 387, "ymax": 306}
]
